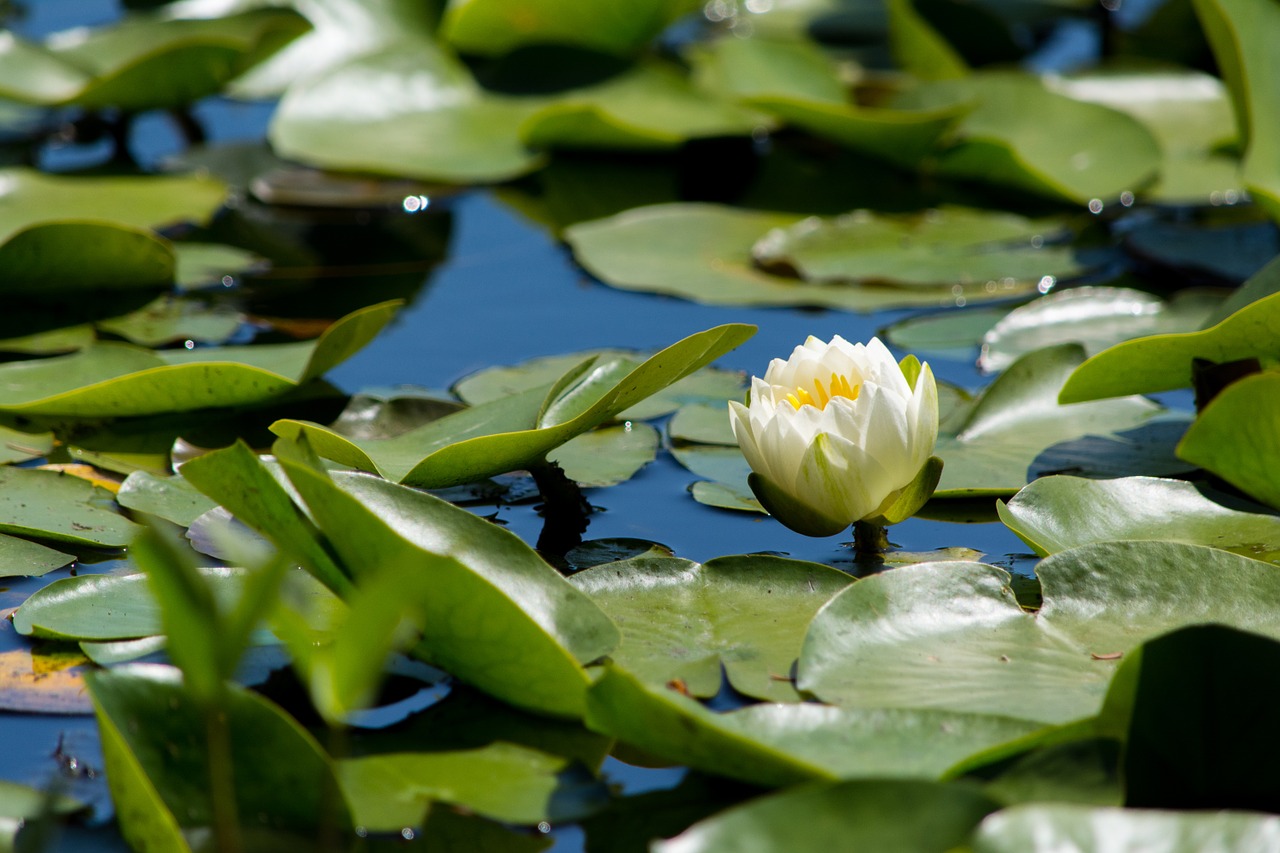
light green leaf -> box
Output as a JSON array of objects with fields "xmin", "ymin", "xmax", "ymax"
[
  {"xmin": 1176, "ymin": 370, "xmax": 1280, "ymax": 509},
  {"xmin": 338, "ymin": 743, "xmax": 608, "ymax": 828},
  {"xmin": 269, "ymin": 38, "xmax": 542, "ymax": 183},
  {"xmin": 97, "ymin": 295, "xmax": 242, "ymax": 347},
  {"xmin": 0, "ymin": 467, "xmax": 139, "ymax": 548},
  {"xmin": 551, "ymin": 423, "xmax": 659, "ymax": 487},
  {"xmin": 998, "ymin": 474, "xmax": 1280, "ymax": 563},
  {"xmin": 0, "ymin": 533, "xmax": 74, "ymax": 579},
  {"xmin": 1058, "ymin": 291, "xmax": 1280, "ymax": 402},
  {"xmin": 441, "ymin": 0, "xmax": 701, "ymax": 57},
  {"xmin": 974, "ymin": 804, "xmax": 1280, "ymax": 852},
  {"xmin": 570, "ymin": 553, "xmax": 851, "ymax": 701},
  {"xmin": 798, "ymin": 541, "xmax": 1280, "ymax": 723},
  {"xmin": 118, "ymin": 471, "xmax": 219, "ymax": 527},
  {"xmin": 586, "ymin": 665, "xmax": 1044, "ymax": 788},
  {"xmin": 655, "ymin": 779, "xmax": 997, "ymax": 853},
  {"xmin": 752, "ymin": 206, "xmax": 1081, "ymax": 289},
  {"xmin": 886, "ymin": 0, "xmax": 968, "ymax": 80},
  {"xmin": 566, "ymin": 204, "xmax": 1037, "ymax": 310}
]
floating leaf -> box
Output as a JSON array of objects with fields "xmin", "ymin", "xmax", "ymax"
[
  {"xmin": 521, "ymin": 63, "xmax": 769, "ymax": 151},
  {"xmin": 978, "ymin": 287, "xmax": 1221, "ymax": 374},
  {"xmin": 566, "ymin": 204, "xmax": 1037, "ymax": 310},
  {"xmin": 1192, "ymin": 0, "xmax": 1280, "ymax": 219},
  {"xmin": 551, "ymin": 423, "xmax": 659, "ymax": 488},
  {"xmin": 974, "ymin": 803, "xmax": 1280, "ymax": 852},
  {"xmin": 118, "ymin": 472, "xmax": 219, "ymax": 527},
  {"xmin": 0, "ymin": 300, "xmax": 398, "ymax": 417},
  {"xmin": 442, "ymin": 0, "xmax": 701, "ymax": 57},
  {"xmin": 1176, "ymin": 371, "xmax": 1280, "ymax": 510},
  {"xmin": 655, "ymin": 779, "xmax": 997, "ymax": 853},
  {"xmin": 936, "ymin": 344, "xmax": 1162, "ymax": 497},
  {"xmin": 338, "ymin": 743, "xmax": 609, "ymax": 828},
  {"xmin": 998, "ymin": 475, "xmax": 1280, "ymax": 564},
  {"xmin": 273, "ymin": 324, "xmax": 754, "ymax": 488},
  {"xmin": 798, "ymin": 542, "xmax": 1280, "ymax": 723},
  {"xmin": 900, "ymin": 73, "xmax": 1160, "ymax": 204},
  {"xmin": 586, "ymin": 665, "xmax": 1044, "ymax": 788},
  {"xmin": 570, "ymin": 553, "xmax": 851, "ymax": 701},
  {"xmin": 1058, "ymin": 291, "xmax": 1280, "ymax": 402},
  {"xmin": 882, "ymin": 306, "xmax": 1009, "ymax": 361},
  {"xmin": 752, "ymin": 206, "xmax": 1081, "ymax": 289},
  {"xmin": 270, "ymin": 39, "xmax": 542, "ymax": 184},
  {"xmin": 0, "ymin": 467, "xmax": 139, "ymax": 548},
  {"xmin": 88, "ymin": 664, "xmax": 351, "ymax": 851},
  {"xmin": 96, "ymin": 295, "xmax": 243, "ymax": 348},
  {"xmin": 0, "ymin": 533, "xmax": 75, "ymax": 578}
]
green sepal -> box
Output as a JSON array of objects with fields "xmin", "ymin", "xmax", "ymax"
[
  {"xmin": 899, "ymin": 353, "xmax": 923, "ymax": 389},
  {"xmin": 747, "ymin": 472, "xmax": 850, "ymax": 538},
  {"xmin": 864, "ymin": 456, "xmax": 944, "ymax": 526}
]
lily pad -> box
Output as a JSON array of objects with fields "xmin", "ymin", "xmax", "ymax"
[
  {"xmin": 997, "ymin": 475, "xmax": 1280, "ymax": 563},
  {"xmin": 0, "ymin": 9, "xmax": 309, "ymax": 109},
  {"xmin": 974, "ymin": 803, "xmax": 1280, "ymax": 852},
  {"xmin": 936, "ymin": 344, "xmax": 1163, "ymax": 497},
  {"xmin": 0, "ymin": 533, "xmax": 75, "ymax": 578},
  {"xmin": 96, "ymin": 295, "xmax": 243, "ymax": 347},
  {"xmin": 979, "ymin": 287, "xmax": 1221, "ymax": 374},
  {"xmin": 1058, "ymin": 291, "xmax": 1280, "ymax": 402},
  {"xmin": 338, "ymin": 743, "xmax": 609, "ymax": 828},
  {"xmin": 118, "ymin": 471, "xmax": 225, "ymax": 527},
  {"xmin": 1176, "ymin": 370, "xmax": 1280, "ymax": 510},
  {"xmin": 270, "ymin": 38, "xmax": 543, "ymax": 184},
  {"xmin": 0, "ymin": 300, "xmax": 398, "ymax": 417},
  {"xmin": 551, "ymin": 423, "xmax": 659, "ymax": 488},
  {"xmin": 441, "ymin": 0, "xmax": 701, "ymax": 57},
  {"xmin": 1193, "ymin": 0, "xmax": 1280, "ymax": 219},
  {"xmin": 569, "ymin": 553, "xmax": 852, "ymax": 701},
  {"xmin": 899, "ymin": 72, "xmax": 1161, "ymax": 204},
  {"xmin": 585, "ymin": 665, "xmax": 1045, "ymax": 788},
  {"xmin": 655, "ymin": 779, "xmax": 997, "ymax": 853},
  {"xmin": 752, "ymin": 206, "xmax": 1081, "ymax": 289},
  {"xmin": 272, "ymin": 324, "xmax": 754, "ymax": 488},
  {"xmin": 566, "ymin": 204, "xmax": 1037, "ymax": 310},
  {"xmin": 0, "ymin": 467, "xmax": 139, "ymax": 548},
  {"xmin": 883, "ymin": 306, "xmax": 1010, "ymax": 361},
  {"xmin": 797, "ymin": 541, "xmax": 1280, "ymax": 723}
]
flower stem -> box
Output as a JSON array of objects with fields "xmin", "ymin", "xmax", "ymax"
[{"xmin": 853, "ymin": 521, "xmax": 890, "ymax": 556}]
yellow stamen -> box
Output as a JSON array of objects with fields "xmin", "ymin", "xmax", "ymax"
[{"xmin": 786, "ymin": 372, "xmax": 860, "ymax": 410}]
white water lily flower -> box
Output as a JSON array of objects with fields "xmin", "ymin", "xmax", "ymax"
[{"xmin": 728, "ymin": 335, "xmax": 940, "ymax": 537}]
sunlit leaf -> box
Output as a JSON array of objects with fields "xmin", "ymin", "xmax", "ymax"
[
  {"xmin": 118, "ymin": 471, "xmax": 219, "ymax": 527},
  {"xmin": 798, "ymin": 542, "xmax": 1280, "ymax": 723},
  {"xmin": 974, "ymin": 803, "xmax": 1280, "ymax": 852},
  {"xmin": 1058, "ymin": 291, "xmax": 1280, "ymax": 402},
  {"xmin": 96, "ymin": 295, "xmax": 242, "ymax": 347},
  {"xmin": 1176, "ymin": 370, "xmax": 1280, "ymax": 510},
  {"xmin": 566, "ymin": 204, "xmax": 1037, "ymax": 310},
  {"xmin": 998, "ymin": 475, "xmax": 1280, "ymax": 563},
  {"xmin": 570, "ymin": 553, "xmax": 851, "ymax": 701},
  {"xmin": 551, "ymin": 423, "xmax": 659, "ymax": 487},
  {"xmin": 0, "ymin": 533, "xmax": 74, "ymax": 578},
  {"xmin": 441, "ymin": 0, "xmax": 701, "ymax": 57},
  {"xmin": 0, "ymin": 467, "xmax": 139, "ymax": 548},
  {"xmin": 338, "ymin": 743, "xmax": 609, "ymax": 828}
]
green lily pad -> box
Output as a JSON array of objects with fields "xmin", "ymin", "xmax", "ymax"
[
  {"xmin": 0, "ymin": 300, "xmax": 398, "ymax": 417},
  {"xmin": 1193, "ymin": 0, "xmax": 1280, "ymax": 219},
  {"xmin": 118, "ymin": 471, "xmax": 220, "ymax": 527},
  {"xmin": 668, "ymin": 400, "xmax": 736, "ymax": 446},
  {"xmin": 936, "ymin": 344, "xmax": 1163, "ymax": 497},
  {"xmin": 551, "ymin": 423, "xmax": 659, "ymax": 488},
  {"xmin": 1043, "ymin": 70, "xmax": 1242, "ymax": 204},
  {"xmin": 690, "ymin": 36, "xmax": 969, "ymax": 168},
  {"xmin": 566, "ymin": 204, "xmax": 1037, "ymax": 310},
  {"xmin": 886, "ymin": 0, "xmax": 968, "ymax": 80},
  {"xmin": 441, "ymin": 0, "xmax": 701, "ymax": 57},
  {"xmin": 0, "ymin": 466, "xmax": 139, "ymax": 548},
  {"xmin": 585, "ymin": 665, "xmax": 1045, "ymax": 788},
  {"xmin": 882, "ymin": 306, "xmax": 1009, "ymax": 361},
  {"xmin": 269, "ymin": 38, "xmax": 543, "ymax": 184},
  {"xmin": 520, "ymin": 63, "xmax": 769, "ymax": 151},
  {"xmin": 974, "ymin": 803, "xmax": 1280, "ymax": 852},
  {"xmin": 338, "ymin": 743, "xmax": 608, "ymax": 828},
  {"xmin": 88, "ymin": 663, "xmax": 351, "ymax": 851},
  {"xmin": 797, "ymin": 541, "xmax": 1280, "ymax": 723},
  {"xmin": 899, "ymin": 72, "xmax": 1161, "ymax": 204},
  {"xmin": 1176, "ymin": 370, "xmax": 1280, "ymax": 510},
  {"xmin": 0, "ymin": 9, "xmax": 309, "ymax": 109},
  {"xmin": 1058, "ymin": 291, "xmax": 1280, "ymax": 403},
  {"xmin": 654, "ymin": 779, "xmax": 997, "ymax": 853},
  {"xmin": 569, "ymin": 553, "xmax": 852, "ymax": 702},
  {"xmin": 13, "ymin": 567, "xmax": 249, "ymax": 641},
  {"xmin": 979, "ymin": 287, "xmax": 1222, "ymax": 374},
  {"xmin": 96, "ymin": 295, "xmax": 243, "ymax": 347},
  {"xmin": 454, "ymin": 349, "xmax": 746, "ymax": 421},
  {"xmin": 0, "ymin": 533, "xmax": 75, "ymax": 578},
  {"xmin": 272, "ymin": 324, "xmax": 754, "ymax": 488},
  {"xmin": 0, "ymin": 422, "xmax": 55, "ymax": 464},
  {"xmin": 997, "ymin": 475, "xmax": 1280, "ymax": 564},
  {"xmin": 752, "ymin": 206, "xmax": 1081, "ymax": 289},
  {"xmin": 172, "ymin": 242, "xmax": 264, "ymax": 291},
  {"xmin": 0, "ymin": 222, "xmax": 174, "ymax": 293}
]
